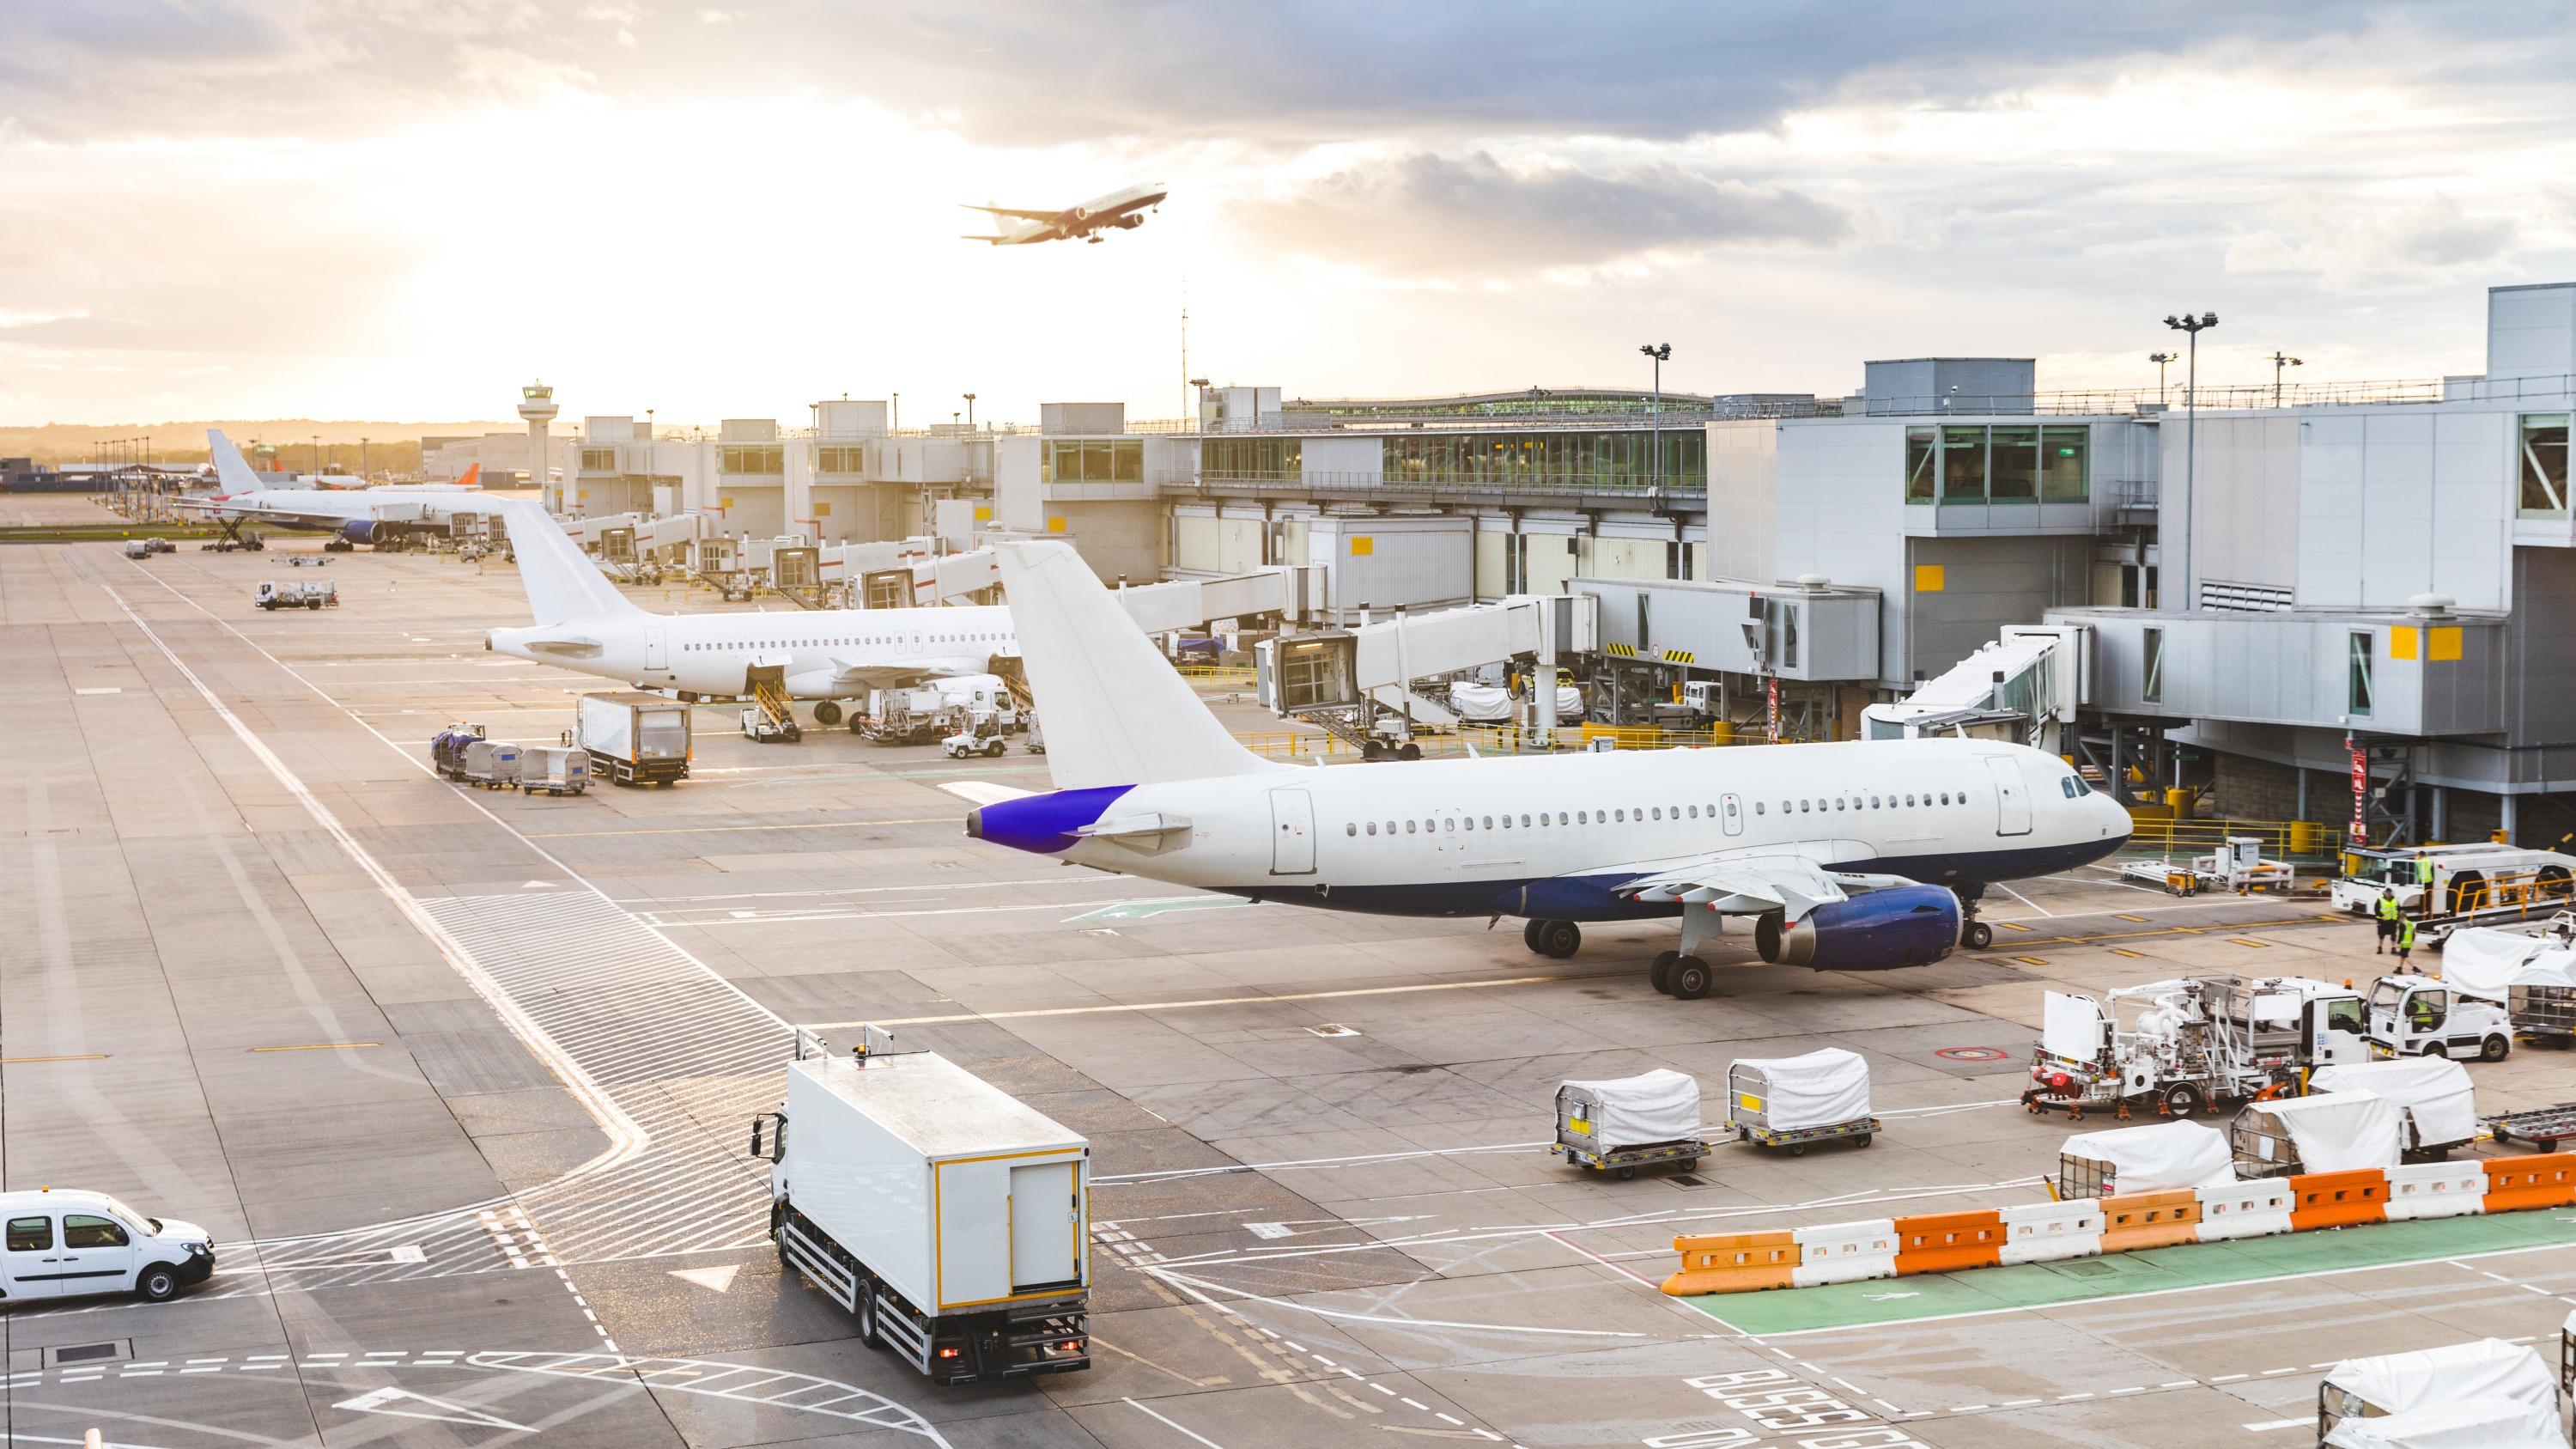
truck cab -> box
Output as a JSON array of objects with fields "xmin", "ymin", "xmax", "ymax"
[
  {"xmin": 2366, "ymin": 977, "xmax": 2512, "ymax": 1062},
  {"xmin": 0, "ymin": 1189, "xmax": 214, "ymax": 1304}
]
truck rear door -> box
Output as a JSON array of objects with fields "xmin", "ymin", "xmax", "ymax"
[{"xmin": 1010, "ymin": 1160, "xmax": 1079, "ymax": 1291}]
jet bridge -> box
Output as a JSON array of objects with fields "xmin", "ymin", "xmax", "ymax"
[
  {"xmin": 1862, "ymin": 624, "xmax": 2091, "ymax": 754},
  {"xmin": 1255, "ymin": 595, "xmax": 1600, "ymax": 755}
]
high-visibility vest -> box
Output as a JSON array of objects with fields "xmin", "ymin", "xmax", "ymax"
[
  {"xmin": 2416, "ymin": 857, "xmax": 2435, "ymax": 885},
  {"xmin": 2397, "ymin": 918, "xmax": 2417, "ymax": 948},
  {"xmin": 2376, "ymin": 896, "xmax": 2400, "ymax": 922}
]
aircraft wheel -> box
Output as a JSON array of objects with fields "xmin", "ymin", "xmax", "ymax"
[
  {"xmin": 1963, "ymin": 921, "xmax": 1994, "ymax": 950},
  {"xmin": 1669, "ymin": 957, "xmax": 1713, "ymax": 1000},
  {"xmin": 1522, "ymin": 919, "xmax": 1548, "ymax": 954},
  {"xmin": 1649, "ymin": 951, "xmax": 1680, "ymax": 995},
  {"xmin": 1534, "ymin": 920, "xmax": 1582, "ymax": 959},
  {"xmin": 1397, "ymin": 742, "xmax": 1422, "ymax": 761},
  {"xmin": 814, "ymin": 700, "xmax": 843, "ymax": 727}
]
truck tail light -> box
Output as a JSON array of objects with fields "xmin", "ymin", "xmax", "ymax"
[{"xmin": 936, "ymin": 1348, "xmax": 962, "ymax": 1360}]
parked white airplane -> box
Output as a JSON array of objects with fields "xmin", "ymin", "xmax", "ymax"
[
  {"xmin": 964, "ymin": 542, "xmax": 2132, "ymax": 996},
  {"xmin": 175, "ymin": 429, "xmax": 490, "ymax": 545},
  {"xmin": 961, "ymin": 182, "xmax": 1168, "ymax": 246},
  {"xmin": 483, "ymin": 501, "xmax": 1015, "ymax": 723}
]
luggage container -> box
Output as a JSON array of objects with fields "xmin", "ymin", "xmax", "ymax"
[
  {"xmin": 2228, "ymin": 1093, "xmax": 2405, "ymax": 1178},
  {"xmin": 1554, "ymin": 1069, "xmax": 1709, "ymax": 1180},
  {"xmin": 1726, "ymin": 1050, "xmax": 1878, "ymax": 1155},
  {"xmin": 459, "ymin": 739, "xmax": 523, "ymax": 789},
  {"xmin": 517, "ymin": 745, "xmax": 590, "ymax": 797},
  {"xmin": 2055, "ymin": 1119, "xmax": 2236, "ymax": 1199},
  {"xmin": 754, "ymin": 1028, "xmax": 1089, "ymax": 1385},
  {"xmin": 430, "ymin": 723, "xmax": 487, "ymax": 781},
  {"xmin": 2439, "ymin": 919, "xmax": 2576, "ymax": 1047},
  {"xmin": 2318, "ymin": 1338, "xmax": 2561, "ymax": 1448},
  {"xmin": 2309, "ymin": 1056, "xmax": 2477, "ymax": 1160}
]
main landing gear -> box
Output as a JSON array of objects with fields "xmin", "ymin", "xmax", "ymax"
[
  {"xmin": 1650, "ymin": 951, "xmax": 1714, "ymax": 1000},
  {"xmin": 1523, "ymin": 918, "xmax": 1581, "ymax": 960},
  {"xmin": 813, "ymin": 699, "xmax": 843, "ymax": 727}
]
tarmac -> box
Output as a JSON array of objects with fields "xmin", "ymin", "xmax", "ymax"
[{"xmin": 4, "ymin": 496, "xmax": 2574, "ymax": 1446}]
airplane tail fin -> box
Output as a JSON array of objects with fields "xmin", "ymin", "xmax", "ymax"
[
  {"xmin": 457, "ymin": 463, "xmax": 481, "ymax": 489},
  {"xmin": 206, "ymin": 428, "xmax": 261, "ymax": 498},
  {"xmin": 495, "ymin": 499, "xmax": 645, "ymax": 624},
  {"xmin": 993, "ymin": 540, "xmax": 1278, "ymax": 789}
]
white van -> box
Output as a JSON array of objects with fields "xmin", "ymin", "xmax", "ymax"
[{"xmin": 0, "ymin": 1189, "xmax": 214, "ymax": 1303}]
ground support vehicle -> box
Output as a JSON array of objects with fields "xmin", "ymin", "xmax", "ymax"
[
  {"xmin": 2024, "ymin": 976, "xmax": 2369, "ymax": 1121},
  {"xmin": 123, "ymin": 539, "xmax": 150, "ymax": 559},
  {"xmin": 1554, "ymin": 1069, "xmax": 1709, "ymax": 1180},
  {"xmin": 858, "ymin": 687, "xmax": 954, "ymax": 744},
  {"xmin": 430, "ymin": 723, "xmax": 487, "ymax": 781},
  {"xmin": 2488, "ymin": 1102, "xmax": 2576, "ymax": 1149},
  {"xmin": 0, "ymin": 1188, "xmax": 215, "ymax": 1305},
  {"xmin": 2318, "ymin": 1338, "xmax": 2560, "ymax": 1447},
  {"xmin": 2434, "ymin": 918, "xmax": 2576, "ymax": 1046},
  {"xmin": 944, "ymin": 720, "xmax": 1010, "ymax": 759},
  {"xmin": 577, "ymin": 691, "xmax": 691, "ymax": 786},
  {"xmin": 738, "ymin": 705, "xmax": 802, "ymax": 744},
  {"xmin": 459, "ymin": 739, "xmax": 522, "ymax": 788},
  {"xmin": 754, "ymin": 1029, "xmax": 1089, "ymax": 1385},
  {"xmin": 255, "ymin": 580, "xmax": 335, "ymax": 610},
  {"xmin": 1726, "ymin": 1050, "xmax": 1877, "ymax": 1156},
  {"xmin": 2118, "ymin": 836, "xmax": 2303, "ymax": 897},
  {"xmin": 517, "ymin": 745, "xmax": 590, "ymax": 796},
  {"xmin": 1024, "ymin": 715, "xmax": 1046, "ymax": 754},
  {"xmin": 2363, "ymin": 976, "xmax": 2512, "ymax": 1061},
  {"xmin": 2332, "ymin": 843, "xmax": 2576, "ymax": 934}
]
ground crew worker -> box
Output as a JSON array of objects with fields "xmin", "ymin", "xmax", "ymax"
[
  {"xmin": 2415, "ymin": 850, "xmax": 2436, "ymax": 904},
  {"xmin": 2375, "ymin": 887, "xmax": 2401, "ymax": 953},
  {"xmin": 2395, "ymin": 914, "xmax": 2418, "ymax": 972}
]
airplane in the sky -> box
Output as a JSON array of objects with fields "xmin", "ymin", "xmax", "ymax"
[
  {"xmin": 961, "ymin": 542, "xmax": 2133, "ymax": 999},
  {"xmin": 175, "ymin": 429, "xmax": 491, "ymax": 546},
  {"xmin": 961, "ymin": 182, "xmax": 1168, "ymax": 246},
  {"xmin": 483, "ymin": 500, "xmax": 1016, "ymax": 725}
]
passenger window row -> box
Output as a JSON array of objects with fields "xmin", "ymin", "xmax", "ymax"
[
  {"xmin": 1342, "ymin": 789, "xmax": 1975, "ymax": 837},
  {"xmin": 684, "ymin": 632, "xmax": 1011, "ymax": 652}
]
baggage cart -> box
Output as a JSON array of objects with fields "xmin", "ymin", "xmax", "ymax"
[
  {"xmin": 1554, "ymin": 1069, "xmax": 1709, "ymax": 1180},
  {"xmin": 517, "ymin": 745, "xmax": 589, "ymax": 797},
  {"xmin": 2485, "ymin": 1102, "xmax": 2576, "ymax": 1150},
  {"xmin": 1727, "ymin": 1050, "xmax": 1878, "ymax": 1155},
  {"xmin": 430, "ymin": 723, "xmax": 486, "ymax": 781},
  {"xmin": 460, "ymin": 739, "xmax": 523, "ymax": 789}
]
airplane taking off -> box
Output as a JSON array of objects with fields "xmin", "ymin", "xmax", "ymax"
[
  {"xmin": 964, "ymin": 542, "xmax": 2133, "ymax": 999},
  {"xmin": 961, "ymin": 182, "xmax": 1167, "ymax": 246},
  {"xmin": 483, "ymin": 501, "xmax": 1017, "ymax": 723},
  {"xmin": 176, "ymin": 429, "xmax": 489, "ymax": 546}
]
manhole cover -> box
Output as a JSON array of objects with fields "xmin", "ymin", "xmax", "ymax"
[
  {"xmin": 1935, "ymin": 1046, "xmax": 2013, "ymax": 1062},
  {"xmin": 1305, "ymin": 1024, "xmax": 1360, "ymax": 1038}
]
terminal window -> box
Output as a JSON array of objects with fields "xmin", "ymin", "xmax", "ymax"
[
  {"xmin": 2522, "ymin": 414, "xmax": 2569, "ymax": 519},
  {"xmin": 1913, "ymin": 424, "xmax": 2088, "ymax": 503},
  {"xmin": 580, "ymin": 447, "xmax": 617, "ymax": 472},
  {"xmin": 720, "ymin": 445, "xmax": 783, "ymax": 475},
  {"xmin": 2348, "ymin": 632, "xmax": 2375, "ymax": 718}
]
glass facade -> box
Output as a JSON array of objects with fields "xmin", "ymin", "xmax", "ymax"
[
  {"xmin": 1907, "ymin": 423, "xmax": 2088, "ymax": 503},
  {"xmin": 1378, "ymin": 429, "xmax": 1704, "ymax": 492},
  {"xmin": 1047, "ymin": 438, "xmax": 1145, "ymax": 483},
  {"xmin": 2522, "ymin": 413, "xmax": 2570, "ymax": 519},
  {"xmin": 1197, "ymin": 437, "xmax": 1302, "ymax": 481},
  {"xmin": 580, "ymin": 447, "xmax": 617, "ymax": 472},
  {"xmin": 720, "ymin": 445, "xmax": 783, "ymax": 474},
  {"xmin": 817, "ymin": 446, "xmax": 866, "ymax": 474}
]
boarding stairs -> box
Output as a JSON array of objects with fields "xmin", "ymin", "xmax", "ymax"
[{"xmin": 741, "ymin": 665, "xmax": 803, "ymax": 743}]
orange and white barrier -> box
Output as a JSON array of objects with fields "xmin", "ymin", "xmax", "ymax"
[
  {"xmin": 1790, "ymin": 1219, "xmax": 1899, "ymax": 1287},
  {"xmin": 1659, "ymin": 1154, "xmax": 2576, "ymax": 1298},
  {"xmin": 1999, "ymin": 1199, "xmax": 2104, "ymax": 1264}
]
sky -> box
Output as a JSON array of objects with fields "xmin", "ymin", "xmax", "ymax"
[{"xmin": 4, "ymin": 2, "xmax": 2575, "ymax": 427}]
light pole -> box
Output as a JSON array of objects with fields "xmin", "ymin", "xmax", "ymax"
[
  {"xmin": 963, "ymin": 393, "xmax": 977, "ymax": 430},
  {"xmin": 891, "ymin": 393, "xmax": 899, "ymax": 433},
  {"xmin": 2148, "ymin": 351, "xmax": 2177, "ymax": 406},
  {"xmin": 2269, "ymin": 351, "xmax": 2302, "ymax": 408},
  {"xmin": 1637, "ymin": 342, "xmax": 1671, "ymax": 504},
  {"xmin": 2163, "ymin": 310, "xmax": 2219, "ymax": 612}
]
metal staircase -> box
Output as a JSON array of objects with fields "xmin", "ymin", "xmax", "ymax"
[{"xmin": 742, "ymin": 664, "xmax": 803, "ymax": 743}]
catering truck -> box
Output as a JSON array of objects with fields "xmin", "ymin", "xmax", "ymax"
[
  {"xmin": 574, "ymin": 691, "xmax": 691, "ymax": 786},
  {"xmin": 2024, "ymin": 975, "xmax": 2368, "ymax": 1120},
  {"xmin": 753, "ymin": 1028, "xmax": 1090, "ymax": 1385}
]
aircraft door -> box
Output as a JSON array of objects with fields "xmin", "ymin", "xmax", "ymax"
[
  {"xmin": 1984, "ymin": 756, "xmax": 2032, "ymax": 837},
  {"xmin": 1270, "ymin": 789, "xmax": 1316, "ymax": 875},
  {"xmin": 1721, "ymin": 794, "xmax": 1745, "ymax": 837},
  {"xmin": 645, "ymin": 626, "xmax": 667, "ymax": 671}
]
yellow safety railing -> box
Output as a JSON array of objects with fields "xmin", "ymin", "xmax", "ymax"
[
  {"xmin": 2120, "ymin": 814, "xmax": 2346, "ymax": 858},
  {"xmin": 1177, "ymin": 665, "xmax": 1258, "ymax": 687},
  {"xmin": 1236, "ymin": 731, "xmax": 1358, "ymax": 760}
]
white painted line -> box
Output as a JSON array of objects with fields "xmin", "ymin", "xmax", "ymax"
[
  {"xmin": 807, "ymin": 971, "xmax": 1629, "ymax": 1030},
  {"xmin": 1125, "ymin": 1397, "xmax": 1228, "ymax": 1448},
  {"xmin": 2245, "ymin": 1421, "xmax": 2308, "ymax": 1433}
]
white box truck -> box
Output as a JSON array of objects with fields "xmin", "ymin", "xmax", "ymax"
[
  {"xmin": 575, "ymin": 691, "xmax": 691, "ymax": 786},
  {"xmin": 754, "ymin": 1031, "xmax": 1090, "ymax": 1385}
]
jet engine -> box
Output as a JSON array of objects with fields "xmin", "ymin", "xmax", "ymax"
[
  {"xmin": 338, "ymin": 518, "xmax": 378, "ymax": 545},
  {"xmin": 1113, "ymin": 213, "xmax": 1145, "ymax": 229},
  {"xmin": 1754, "ymin": 886, "xmax": 1959, "ymax": 970}
]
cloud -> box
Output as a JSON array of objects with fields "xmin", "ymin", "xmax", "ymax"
[
  {"xmin": 2224, "ymin": 194, "xmax": 2518, "ymax": 292},
  {"xmin": 1239, "ymin": 151, "xmax": 1850, "ymax": 275}
]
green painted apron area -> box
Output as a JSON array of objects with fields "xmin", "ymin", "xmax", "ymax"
[{"xmin": 1686, "ymin": 1207, "xmax": 2576, "ymax": 1336}]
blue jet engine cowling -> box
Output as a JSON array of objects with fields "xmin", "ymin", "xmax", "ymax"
[
  {"xmin": 1754, "ymin": 886, "xmax": 1959, "ymax": 970},
  {"xmin": 338, "ymin": 518, "xmax": 378, "ymax": 545}
]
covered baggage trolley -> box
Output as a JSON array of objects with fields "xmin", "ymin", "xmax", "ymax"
[
  {"xmin": 1553, "ymin": 1069, "xmax": 1709, "ymax": 1181},
  {"xmin": 460, "ymin": 739, "xmax": 524, "ymax": 790},
  {"xmin": 2228, "ymin": 1093, "xmax": 2403, "ymax": 1179},
  {"xmin": 2056, "ymin": 1119, "xmax": 2236, "ymax": 1200},
  {"xmin": 1726, "ymin": 1049, "xmax": 1877, "ymax": 1156},
  {"xmin": 2318, "ymin": 1338, "xmax": 2561, "ymax": 1447},
  {"xmin": 2309, "ymin": 1057, "xmax": 2477, "ymax": 1160}
]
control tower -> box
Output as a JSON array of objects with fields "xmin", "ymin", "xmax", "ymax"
[{"xmin": 517, "ymin": 381, "xmax": 560, "ymax": 510}]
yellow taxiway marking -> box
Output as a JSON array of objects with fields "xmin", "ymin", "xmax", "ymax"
[
  {"xmin": 2109, "ymin": 947, "xmax": 2146, "ymax": 959},
  {"xmin": 0, "ymin": 1054, "xmax": 107, "ymax": 1065},
  {"xmin": 2229, "ymin": 938, "xmax": 2271, "ymax": 948},
  {"xmin": 250, "ymin": 1041, "xmax": 380, "ymax": 1054},
  {"xmin": 809, "ymin": 971, "xmax": 1631, "ymax": 1029},
  {"xmin": 1996, "ymin": 920, "xmax": 2033, "ymax": 931},
  {"xmin": 2012, "ymin": 955, "xmax": 2049, "ymax": 966},
  {"xmin": 2114, "ymin": 913, "xmax": 2149, "ymax": 922}
]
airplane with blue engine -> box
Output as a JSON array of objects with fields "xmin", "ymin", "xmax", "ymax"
[{"xmin": 962, "ymin": 541, "xmax": 2133, "ymax": 998}]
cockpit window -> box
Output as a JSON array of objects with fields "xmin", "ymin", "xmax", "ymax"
[{"xmin": 2062, "ymin": 776, "xmax": 2086, "ymax": 799}]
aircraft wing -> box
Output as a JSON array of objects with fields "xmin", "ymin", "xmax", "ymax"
[
  {"xmin": 939, "ymin": 781, "xmax": 1038, "ymax": 807},
  {"xmin": 963, "ymin": 204, "xmax": 1066, "ymax": 222},
  {"xmin": 820, "ymin": 654, "xmax": 995, "ymax": 689},
  {"xmin": 1612, "ymin": 849, "xmax": 1922, "ymax": 924}
]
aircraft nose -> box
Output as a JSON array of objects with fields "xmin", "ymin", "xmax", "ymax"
[{"xmin": 2091, "ymin": 788, "xmax": 2131, "ymax": 841}]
